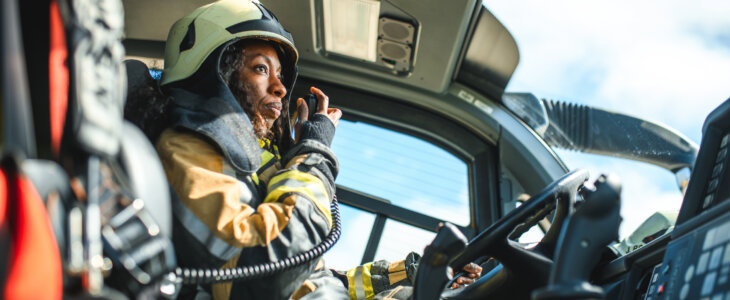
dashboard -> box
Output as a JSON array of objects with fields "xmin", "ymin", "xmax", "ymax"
[{"xmin": 595, "ymin": 99, "xmax": 730, "ymax": 300}]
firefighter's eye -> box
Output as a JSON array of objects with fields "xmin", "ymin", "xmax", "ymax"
[{"xmin": 254, "ymin": 65, "xmax": 268, "ymax": 74}]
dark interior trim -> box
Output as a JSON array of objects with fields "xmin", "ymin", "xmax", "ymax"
[
  {"xmin": 473, "ymin": 147, "xmax": 501, "ymax": 231},
  {"xmin": 336, "ymin": 186, "xmax": 475, "ymax": 238},
  {"xmin": 360, "ymin": 214, "xmax": 387, "ymax": 264},
  {"xmin": 122, "ymin": 39, "xmax": 166, "ymax": 59}
]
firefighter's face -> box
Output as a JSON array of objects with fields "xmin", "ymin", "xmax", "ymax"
[{"xmin": 236, "ymin": 42, "xmax": 286, "ymax": 137}]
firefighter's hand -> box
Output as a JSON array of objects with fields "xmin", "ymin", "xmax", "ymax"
[
  {"xmin": 450, "ymin": 262, "xmax": 482, "ymax": 289},
  {"xmin": 294, "ymin": 87, "xmax": 342, "ymax": 146},
  {"xmin": 294, "ymin": 87, "xmax": 342, "ymax": 126},
  {"xmin": 294, "ymin": 86, "xmax": 342, "ymax": 143},
  {"xmin": 310, "ymin": 86, "xmax": 341, "ymax": 127}
]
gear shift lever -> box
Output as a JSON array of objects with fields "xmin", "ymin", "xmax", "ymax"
[{"xmin": 532, "ymin": 174, "xmax": 622, "ymax": 300}]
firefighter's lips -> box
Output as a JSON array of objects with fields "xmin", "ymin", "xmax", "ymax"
[{"xmin": 264, "ymin": 102, "xmax": 282, "ymax": 118}]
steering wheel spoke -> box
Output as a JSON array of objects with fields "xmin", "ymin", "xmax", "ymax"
[{"xmin": 438, "ymin": 169, "xmax": 589, "ymax": 299}]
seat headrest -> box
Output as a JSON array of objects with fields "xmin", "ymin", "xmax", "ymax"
[{"xmin": 124, "ymin": 59, "xmax": 154, "ymax": 103}]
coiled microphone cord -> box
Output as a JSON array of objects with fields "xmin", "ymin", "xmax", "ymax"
[{"xmin": 173, "ymin": 195, "xmax": 342, "ymax": 284}]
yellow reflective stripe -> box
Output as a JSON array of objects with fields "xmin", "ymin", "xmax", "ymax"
[
  {"xmin": 261, "ymin": 149, "xmax": 276, "ymax": 166},
  {"xmin": 269, "ymin": 170, "xmax": 330, "ymax": 201},
  {"xmin": 265, "ymin": 186, "xmax": 331, "ymax": 226},
  {"xmin": 257, "ymin": 162, "xmax": 281, "ymax": 185},
  {"xmin": 265, "ymin": 171, "xmax": 331, "ymax": 226},
  {"xmin": 258, "ymin": 139, "xmax": 281, "ymax": 160},
  {"xmin": 347, "ymin": 263, "xmax": 374, "ymax": 300},
  {"xmin": 268, "ymin": 170, "xmax": 329, "ymax": 198},
  {"xmin": 257, "ymin": 149, "xmax": 280, "ymax": 185},
  {"xmin": 250, "ymin": 172, "xmax": 259, "ymax": 185},
  {"xmin": 388, "ymin": 260, "xmax": 406, "ymax": 273},
  {"xmin": 388, "ymin": 270, "xmax": 407, "ymax": 285},
  {"xmin": 272, "ymin": 145, "xmax": 279, "ymax": 158},
  {"xmin": 253, "ymin": 145, "xmax": 270, "ymax": 188}
]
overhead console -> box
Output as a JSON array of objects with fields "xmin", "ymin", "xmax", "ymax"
[{"xmin": 643, "ymin": 99, "xmax": 730, "ymax": 300}]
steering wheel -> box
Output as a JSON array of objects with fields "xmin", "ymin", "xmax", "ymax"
[{"xmin": 439, "ymin": 169, "xmax": 589, "ymax": 299}]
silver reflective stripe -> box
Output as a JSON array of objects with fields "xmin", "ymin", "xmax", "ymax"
[
  {"xmin": 354, "ymin": 266, "xmax": 366, "ymax": 300},
  {"xmin": 268, "ymin": 175, "xmax": 329, "ymax": 208},
  {"xmin": 243, "ymin": 176, "xmax": 261, "ymax": 204},
  {"xmin": 221, "ymin": 159, "xmax": 236, "ymax": 177},
  {"xmin": 222, "ymin": 160, "xmax": 256, "ymax": 204},
  {"xmin": 171, "ymin": 193, "xmax": 240, "ymax": 261}
]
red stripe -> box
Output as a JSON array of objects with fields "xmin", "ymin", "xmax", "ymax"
[
  {"xmin": 49, "ymin": 0, "xmax": 68, "ymax": 157},
  {"xmin": 4, "ymin": 169, "xmax": 62, "ymax": 299},
  {"xmin": 0, "ymin": 170, "xmax": 6, "ymax": 225}
]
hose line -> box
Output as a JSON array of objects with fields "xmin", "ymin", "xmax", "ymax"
[{"xmin": 173, "ymin": 194, "xmax": 342, "ymax": 284}]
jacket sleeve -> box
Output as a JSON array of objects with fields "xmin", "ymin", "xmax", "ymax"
[
  {"xmin": 156, "ymin": 127, "xmax": 337, "ymax": 251},
  {"xmin": 338, "ymin": 252, "xmax": 420, "ymax": 300}
]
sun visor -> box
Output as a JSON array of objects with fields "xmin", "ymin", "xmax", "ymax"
[{"xmin": 456, "ymin": 7, "xmax": 519, "ymax": 102}]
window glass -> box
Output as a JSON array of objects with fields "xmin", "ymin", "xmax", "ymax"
[
  {"xmin": 323, "ymin": 118, "xmax": 470, "ymax": 268},
  {"xmin": 374, "ymin": 219, "xmax": 436, "ymax": 263},
  {"xmin": 331, "ymin": 119, "xmax": 470, "ymax": 225},
  {"xmin": 323, "ymin": 205, "xmax": 374, "ymax": 270},
  {"xmin": 554, "ymin": 149, "xmax": 682, "ymax": 255},
  {"xmin": 512, "ymin": 200, "xmax": 545, "ymax": 244}
]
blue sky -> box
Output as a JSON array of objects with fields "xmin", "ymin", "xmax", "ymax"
[{"xmin": 483, "ymin": 0, "xmax": 730, "ymax": 237}]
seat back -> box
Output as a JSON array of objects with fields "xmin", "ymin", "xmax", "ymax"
[{"xmin": 0, "ymin": 157, "xmax": 63, "ymax": 300}]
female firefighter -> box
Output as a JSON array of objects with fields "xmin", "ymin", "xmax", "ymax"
[
  {"xmin": 124, "ymin": 0, "xmax": 481, "ymax": 298},
  {"xmin": 152, "ymin": 0, "xmax": 341, "ymax": 298}
]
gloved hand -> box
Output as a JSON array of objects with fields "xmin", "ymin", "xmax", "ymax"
[
  {"xmin": 449, "ymin": 263, "xmax": 482, "ymax": 289},
  {"xmin": 294, "ymin": 86, "xmax": 343, "ymax": 146}
]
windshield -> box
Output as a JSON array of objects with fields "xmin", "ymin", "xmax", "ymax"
[{"xmin": 485, "ymin": 1, "xmax": 730, "ymax": 250}]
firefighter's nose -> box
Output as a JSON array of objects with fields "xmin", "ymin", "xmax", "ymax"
[{"xmin": 270, "ymin": 76, "xmax": 286, "ymax": 98}]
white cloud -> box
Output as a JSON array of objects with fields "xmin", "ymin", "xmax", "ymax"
[
  {"xmin": 484, "ymin": 0, "xmax": 730, "ymax": 142},
  {"xmin": 483, "ymin": 0, "xmax": 730, "ymax": 240}
]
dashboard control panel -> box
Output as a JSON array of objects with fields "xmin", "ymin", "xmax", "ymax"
[{"xmin": 646, "ymin": 211, "xmax": 730, "ymax": 300}]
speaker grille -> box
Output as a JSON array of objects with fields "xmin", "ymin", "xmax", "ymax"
[
  {"xmin": 383, "ymin": 23, "xmax": 409, "ymax": 40},
  {"xmin": 379, "ymin": 17, "xmax": 414, "ymax": 44},
  {"xmin": 380, "ymin": 43, "xmax": 408, "ymax": 60}
]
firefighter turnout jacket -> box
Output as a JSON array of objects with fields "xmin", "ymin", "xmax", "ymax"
[{"xmin": 156, "ymin": 79, "xmax": 339, "ymax": 299}]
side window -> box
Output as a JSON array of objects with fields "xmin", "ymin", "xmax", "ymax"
[
  {"xmin": 500, "ymin": 167, "xmax": 545, "ymax": 244},
  {"xmin": 324, "ymin": 119, "xmax": 470, "ymax": 270}
]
